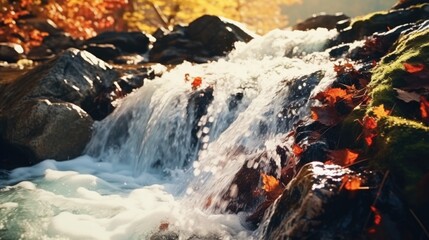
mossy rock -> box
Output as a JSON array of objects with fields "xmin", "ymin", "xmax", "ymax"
[
  {"xmin": 372, "ymin": 116, "xmax": 429, "ymax": 206},
  {"xmin": 370, "ymin": 27, "xmax": 429, "ymax": 116}
]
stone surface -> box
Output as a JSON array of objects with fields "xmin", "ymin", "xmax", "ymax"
[
  {"xmin": 262, "ymin": 162, "xmax": 378, "ymax": 239},
  {"xmin": 84, "ymin": 31, "xmax": 151, "ymax": 54},
  {"xmin": 1, "ymin": 99, "xmax": 93, "ymax": 163},
  {"xmin": 83, "ymin": 43, "xmax": 122, "ymax": 61},
  {"xmin": 149, "ymin": 15, "xmax": 254, "ymax": 64},
  {"xmin": 0, "ymin": 48, "xmax": 119, "ymax": 119},
  {"xmin": 17, "ymin": 18, "xmax": 59, "ymax": 35},
  {"xmin": 293, "ymin": 12, "xmax": 349, "ymax": 31},
  {"xmin": 0, "ymin": 43, "xmax": 24, "ymax": 63},
  {"xmin": 334, "ymin": 4, "xmax": 429, "ymax": 44}
]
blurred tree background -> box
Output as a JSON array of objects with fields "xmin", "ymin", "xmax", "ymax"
[{"xmin": 1, "ymin": 0, "xmax": 396, "ymax": 52}]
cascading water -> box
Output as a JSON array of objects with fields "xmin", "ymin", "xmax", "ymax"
[{"xmin": 0, "ymin": 28, "xmax": 339, "ymax": 239}]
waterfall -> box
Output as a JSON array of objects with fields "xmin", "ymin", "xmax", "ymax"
[{"xmin": 0, "ymin": 28, "xmax": 338, "ymax": 239}]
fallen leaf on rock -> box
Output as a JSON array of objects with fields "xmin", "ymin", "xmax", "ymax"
[
  {"xmin": 341, "ymin": 175, "xmax": 362, "ymax": 191},
  {"xmin": 394, "ymin": 88, "xmax": 421, "ymax": 103},
  {"xmin": 360, "ymin": 116, "xmax": 378, "ymax": 146},
  {"xmin": 314, "ymin": 87, "xmax": 351, "ymax": 106},
  {"xmin": 403, "ymin": 62, "xmax": 425, "ymax": 73},
  {"xmin": 420, "ymin": 96, "xmax": 429, "ymax": 123},
  {"xmin": 292, "ymin": 144, "xmax": 303, "ymax": 156},
  {"xmin": 372, "ymin": 104, "xmax": 390, "ymax": 119},
  {"xmin": 327, "ymin": 149, "xmax": 359, "ymax": 166},
  {"xmin": 311, "ymin": 106, "xmax": 342, "ymax": 126}
]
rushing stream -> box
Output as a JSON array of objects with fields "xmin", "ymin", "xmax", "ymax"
[{"xmin": 0, "ymin": 28, "xmax": 339, "ymax": 239}]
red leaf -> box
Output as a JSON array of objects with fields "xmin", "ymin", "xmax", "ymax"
[
  {"xmin": 311, "ymin": 106, "xmax": 342, "ymax": 126},
  {"xmin": 420, "ymin": 96, "xmax": 429, "ymax": 123},
  {"xmin": 403, "ymin": 62, "xmax": 425, "ymax": 73},
  {"xmin": 191, "ymin": 77, "xmax": 202, "ymax": 90},
  {"xmin": 328, "ymin": 149, "xmax": 359, "ymax": 166},
  {"xmin": 370, "ymin": 205, "xmax": 382, "ymax": 225},
  {"xmin": 313, "ymin": 88, "xmax": 352, "ymax": 106},
  {"xmin": 361, "ymin": 116, "xmax": 378, "ymax": 146}
]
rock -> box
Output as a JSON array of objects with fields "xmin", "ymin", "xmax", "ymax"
[
  {"xmin": 1, "ymin": 99, "xmax": 93, "ymax": 165},
  {"xmin": 0, "ymin": 48, "xmax": 119, "ymax": 120},
  {"xmin": 27, "ymin": 45, "xmax": 55, "ymax": 61},
  {"xmin": 0, "ymin": 43, "xmax": 24, "ymax": 63},
  {"xmin": 84, "ymin": 31, "xmax": 151, "ymax": 54},
  {"xmin": 293, "ymin": 12, "xmax": 349, "ymax": 31},
  {"xmin": 186, "ymin": 15, "xmax": 254, "ymax": 56},
  {"xmin": 334, "ymin": 4, "xmax": 429, "ymax": 44},
  {"xmin": 261, "ymin": 162, "xmax": 405, "ymax": 239},
  {"xmin": 83, "ymin": 43, "xmax": 122, "ymax": 61},
  {"xmin": 392, "ymin": 0, "xmax": 429, "ymax": 9},
  {"xmin": 42, "ymin": 32, "xmax": 76, "ymax": 53},
  {"xmin": 150, "ymin": 15, "xmax": 254, "ymax": 64}
]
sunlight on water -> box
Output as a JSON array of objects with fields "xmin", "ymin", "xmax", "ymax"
[{"xmin": 0, "ymin": 28, "xmax": 338, "ymax": 239}]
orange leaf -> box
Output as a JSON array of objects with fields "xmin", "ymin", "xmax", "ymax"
[
  {"xmin": 261, "ymin": 173, "xmax": 280, "ymax": 193},
  {"xmin": 372, "ymin": 104, "xmax": 390, "ymax": 118},
  {"xmin": 328, "ymin": 149, "xmax": 359, "ymax": 166},
  {"xmin": 261, "ymin": 173, "xmax": 284, "ymax": 201},
  {"xmin": 403, "ymin": 62, "xmax": 425, "ymax": 73},
  {"xmin": 292, "ymin": 144, "xmax": 303, "ymax": 156},
  {"xmin": 342, "ymin": 175, "xmax": 362, "ymax": 191},
  {"xmin": 159, "ymin": 222, "xmax": 169, "ymax": 231},
  {"xmin": 420, "ymin": 96, "xmax": 429, "ymax": 122},
  {"xmin": 314, "ymin": 88, "xmax": 350, "ymax": 106}
]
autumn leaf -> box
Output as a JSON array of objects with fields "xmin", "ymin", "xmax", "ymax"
[
  {"xmin": 191, "ymin": 77, "xmax": 202, "ymax": 90},
  {"xmin": 311, "ymin": 106, "xmax": 342, "ymax": 126},
  {"xmin": 360, "ymin": 116, "xmax": 378, "ymax": 146},
  {"xmin": 327, "ymin": 149, "xmax": 359, "ymax": 166},
  {"xmin": 403, "ymin": 62, "xmax": 425, "ymax": 73},
  {"xmin": 313, "ymin": 87, "xmax": 352, "ymax": 107},
  {"xmin": 292, "ymin": 144, "xmax": 303, "ymax": 156},
  {"xmin": 261, "ymin": 173, "xmax": 284, "ymax": 201},
  {"xmin": 372, "ymin": 104, "xmax": 390, "ymax": 119},
  {"xmin": 420, "ymin": 96, "xmax": 429, "ymax": 123},
  {"xmin": 341, "ymin": 175, "xmax": 362, "ymax": 191},
  {"xmin": 394, "ymin": 88, "xmax": 420, "ymax": 103}
]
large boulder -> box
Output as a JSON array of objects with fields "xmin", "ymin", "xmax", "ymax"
[
  {"xmin": 293, "ymin": 12, "xmax": 349, "ymax": 31},
  {"xmin": 83, "ymin": 31, "xmax": 151, "ymax": 56},
  {"xmin": 0, "ymin": 48, "xmax": 119, "ymax": 119},
  {"xmin": 149, "ymin": 15, "xmax": 254, "ymax": 64},
  {"xmin": 0, "ymin": 43, "xmax": 24, "ymax": 63},
  {"xmin": 1, "ymin": 99, "xmax": 93, "ymax": 167},
  {"xmin": 261, "ymin": 162, "xmax": 407, "ymax": 239},
  {"xmin": 334, "ymin": 3, "xmax": 429, "ymax": 44}
]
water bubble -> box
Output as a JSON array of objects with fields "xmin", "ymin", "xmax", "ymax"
[
  {"xmin": 208, "ymin": 116, "xmax": 215, "ymax": 123},
  {"xmin": 202, "ymin": 135, "xmax": 210, "ymax": 143},
  {"xmin": 202, "ymin": 127, "xmax": 210, "ymax": 134}
]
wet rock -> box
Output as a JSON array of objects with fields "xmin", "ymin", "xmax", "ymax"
[
  {"xmin": 0, "ymin": 48, "xmax": 119, "ymax": 120},
  {"xmin": 392, "ymin": 0, "xmax": 429, "ymax": 9},
  {"xmin": 84, "ymin": 31, "xmax": 151, "ymax": 54},
  {"xmin": 1, "ymin": 99, "xmax": 93, "ymax": 165},
  {"xmin": 0, "ymin": 43, "xmax": 24, "ymax": 63},
  {"xmin": 83, "ymin": 43, "xmax": 121, "ymax": 61},
  {"xmin": 186, "ymin": 15, "xmax": 254, "ymax": 56},
  {"xmin": 334, "ymin": 4, "xmax": 429, "ymax": 44},
  {"xmin": 262, "ymin": 162, "xmax": 374, "ymax": 239},
  {"xmin": 42, "ymin": 32, "xmax": 76, "ymax": 54},
  {"xmin": 27, "ymin": 45, "xmax": 54, "ymax": 61},
  {"xmin": 150, "ymin": 15, "xmax": 254, "ymax": 64},
  {"xmin": 293, "ymin": 12, "xmax": 349, "ymax": 31}
]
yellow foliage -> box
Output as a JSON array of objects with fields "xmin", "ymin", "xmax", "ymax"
[{"xmin": 124, "ymin": 0, "xmax": 302, "ymax": 34}]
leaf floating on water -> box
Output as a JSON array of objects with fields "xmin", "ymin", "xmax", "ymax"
[
  {"xmin": 403, "ymin": 62, "xmax": 425, "ymax": 73},
  {"xmin": 159, "ymin": 222, "xmax": 169, "ymax": 231},
  {"xmin": 341, "ymin": 175, "xmax": 362, "ymax": 191},
  {"xmin": 314, "ymin": 87, "xmax": 351, "ymax": 106},
  {"xmin": 192, "ymin": 76, "xmax": 203, "ymax": 90}
]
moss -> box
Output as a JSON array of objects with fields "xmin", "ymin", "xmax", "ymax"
[
  {"xmin": 371, "ymin": 116, "xmax": 429, "ymax": 204},
  {"xmin": 370, "ymin": 28, "xmax": 429, "ymax": 116}
]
